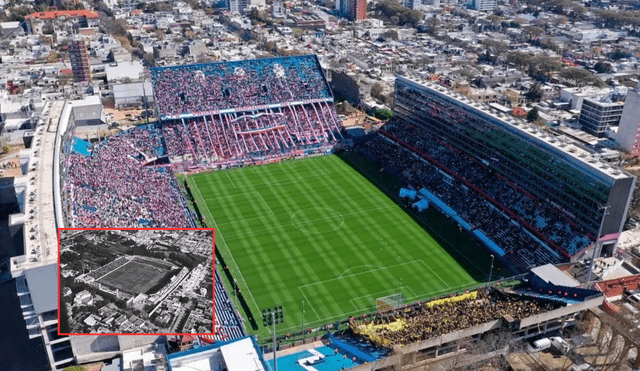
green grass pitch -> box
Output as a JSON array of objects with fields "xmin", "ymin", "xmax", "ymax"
[{"xmin": 187, "ymin": 154, "xmax": 488, "ymax": 337}]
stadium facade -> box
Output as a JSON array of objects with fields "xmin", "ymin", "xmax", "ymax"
[{"xmin": 393, "ymin": 76, "xmax": 636, "ymax": 261}]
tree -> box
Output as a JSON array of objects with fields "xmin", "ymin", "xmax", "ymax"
[
  {"xmin": 594, "ymin": 61, "xmax": 613, "ymax": 74},
  {"xmin": 527, "ymin": 107, "xmax": 539, "ymax": 122},
  {"xmin": 483, "ymin": 39, "xmax": 509, "ymax": 55},
  {"xmin": 525, "ymin": 83, "xmax": 543, "ymax": 102},
  {"xmin": 425, "ymin": 16, "xmax": 440, "ymax": 33},
  {"xmin": 371, "ymin": 83, "xmax": 384, "ymax": 100},
  {"xmin": 375, "ymin": 109, "xmax": 393, "ymax": 120},
  {"xmin": 383, "ymin": 30, "xmax": 399, "ymax": 41},
  {"xmin": 0, "ymin": 138, "xmax": 9, "ymax": 155},
  {"xmin": 507, "ymin": 51, "xmax": 530, "ymax": 69},
  {"xmin": 559, "ymin": 67, "xmax": 605, "ymax": 87},
  {"xmin": 523, "ymin": 25, "xmax": 545, "ymax": 40}
]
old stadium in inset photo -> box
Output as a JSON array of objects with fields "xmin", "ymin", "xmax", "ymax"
[{"xmin": 58, "ymin": 228, "xmax": 214, "ymax": 335}]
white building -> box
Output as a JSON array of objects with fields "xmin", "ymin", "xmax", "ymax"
[
  {"xmin": 616, "ymin": 89, "xmax": 640, "ymax": 156},
  {"xmin": 473, "ymin": 0, "xmax": 496, "ymax": 11}
]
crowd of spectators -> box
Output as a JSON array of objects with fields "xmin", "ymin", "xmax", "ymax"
[
  {"xmin": 355, "ymin": 289, "xmax": 557, "ymax": 346},
  {"xmin": 381, "ymin": 121, "xmax": 593, "ymax": 257},
  {"xmin": 63, "ymin": 125, "xmax": 246, "ymax": 340},
  {"xmin": 356, "ymin": 134, "xmax": 562, "ymax": 272},
  {"xmin": 159, "ymin": 103, "xmax": 341, "ymax": 165},
  {"xmin": 64, "ymin": 126, "xmax": 195, "ymax": 228},
  {"xmin": 151, "ymin": 56, "xmax": 332, "ymax": 118}
]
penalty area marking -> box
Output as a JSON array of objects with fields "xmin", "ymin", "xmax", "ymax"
[
  {"xmin": 338, "ymin": 264, "xmax": 382, "ymax": 279},
  {"xmin": 348, "ymin": 286, "xmax": 418, "ymax": 311},
  {"xmin": 299, "ymin": 287, "xmax": 321, "ymax": 321},
  {"xmin": 421, "ymin": 260, "xmax": 451, "ymax": 289}
]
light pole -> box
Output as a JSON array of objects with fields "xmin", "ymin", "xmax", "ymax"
[
  {"xmin": 301, "ymin": 299, "xmax": 305, "ymax": 343},
  {"xmin": 262, "ymin": 305, "xmax": 283, "ymax": 371},
  {"xmin": 489, "ymin": 254, "xmax": 494, "ymax": 284},
  {"xmin": 233, "ymin": 278, "xmax": 238, "ymax": 310},
  {"xmin": 272, "ymin": 311, "xmax": 277, "ymax": 371}
]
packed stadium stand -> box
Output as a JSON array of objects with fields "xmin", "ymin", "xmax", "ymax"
[
  {"xmin": 360, "ymin": 76, "xmax": 636, "ymax": 273},
  {"xmin": 151, "ymin": 55, "xmax": 332, "ymax": 117},
  {"xmin": 356, "ymin": 134, "xmax": 562, "ymax": 272},
  {"xmin": 151, "ymin": 55, "xmax": 343, "ymax": 166},
  {"xmin": 63, "ymin": 125, "xmax": 196, "ymax": 229}
]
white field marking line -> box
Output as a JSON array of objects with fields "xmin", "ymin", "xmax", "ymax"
[
  {"xmin": 346, "ymin": 155, "xmax": 487, "ymax": 278},
  {"xmin": 225, "ymin": 172, "xmax": 237, "ymax": 188},
  {"xmin": 224, "ymin": 164, "xmax": 331, "ymax": 190},
  {"xmin": 349, "ymin": 288, "xmax": 400, "ymax": 304},
  {"xmin": 406, "ymin": 286, "xmax": 418, "ymax": 298},
  {"xmin": 420, "ymin": 260, "xmax": 451, "ymax": 288},
  {"xmin": 203, "ymin": 191, "xmax": 276, "ymax": 222},
  {"xmin": 222, "ymin": 205, "xmax": 396, "ymax": 239},
  {"xmin": 274, "ymin": 282, "xmax": 478, "ymax": 336},
  {"xmin": 298, "ymin": 260, "xmax": 423, "ymax": 290},
  {"xmin": 249, "ymin": 160, "xmax": 297, "ymax": 174},
  {"xmin": 191, "ymin": 179, "xmax": 262, "ymax": 324},
  {"xmin": 316, "ymin": 159, "xmax": 331, "ymax": 175},
  {"xmin": 349, "ymin": 286, "xmax": 419, "ymax": 311},
  {"xmin": 338, "ymin": 264, "xmax": 381, "ymax": 279},
  {"xmin": 94, "ymin": 260, "xmax": 133, "ymax": 282},
  {"xmin": 255, "ymin": 190, "xmax": 275, "ymax": 217},
  {"xmin": 290, "ymin": 208, "xmax": 344, "ymax": 234},
  {"xmin": 299, "ymin": 287, "xmax": 321, "ymax": 321}
]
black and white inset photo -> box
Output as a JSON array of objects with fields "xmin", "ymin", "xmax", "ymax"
[{"xmin": 58, "ymin": 228, "xmax": 214, "ymax": 335}]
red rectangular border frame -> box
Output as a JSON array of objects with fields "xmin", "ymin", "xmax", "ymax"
[{"xmin": 57, "ymin": 227, "xmax": 215, "ymax": 336}]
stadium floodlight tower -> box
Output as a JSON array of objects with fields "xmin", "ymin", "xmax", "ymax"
[
  {"xmin": 489, "ymin": 254, "xmax": 494, "ymax": 283},
  {"xmin": 262, "ymin": 305, "xmax": 284, "ymax": 371}
]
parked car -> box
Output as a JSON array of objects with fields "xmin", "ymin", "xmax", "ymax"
[{"xmin": 529, "ymin": 338, "xmax": 551, "ymax": 352}]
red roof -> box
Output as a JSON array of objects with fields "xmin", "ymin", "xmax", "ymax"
[{"xmin": 26, "ymin": 10, "xmax": 99, "ymax": 20}]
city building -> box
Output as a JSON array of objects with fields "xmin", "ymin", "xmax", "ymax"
[
  {"xmin": 404, "ymin": 0, "xmax": 422, "ymax": 10},
  {"xmin": 167, "ymin": 336, "xmax": 267, "ymax": 371},
  {"xmin": 615, "ymin": 89, "xmax": 640, "ymax": 156},
  {"xmin": 472, "ymin": 0, "xmax": 497, "ymax": 11},
  {"xmin": 349, "ymin": 0, "xmax": 367, "ymax": 21},
  {"xmin": 15, "ymin": 263, "xmax": 74, "ymax": 369},
  {"xmin": 579, "ymin": 95, "xmax": 625, "ymax": 137},
  {"xmin": 25, "ymin": 10, "xmax": 100, "ymax": 34},
  {"xmin": 228, "ymin": 0, "xmax": 265, "ymax": 13},
  {"xmin": 69, "ymin": 38, "xmax": 92, "ymax": 83},
  {"xmin": 339, "ymin": 0, "xmax": 366, "ymax": 21},
  {"xmin": 393, "ymin": 77, "xmax": 636, "ymax": 259},
  {"xmin": 336, "ymin": 0, "xmax": 348, "ymax": 18}
]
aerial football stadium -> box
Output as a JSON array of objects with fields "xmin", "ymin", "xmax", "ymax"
[{"xmin": 9, "ymin": 54, "xmax": 635, "ymax": 369}]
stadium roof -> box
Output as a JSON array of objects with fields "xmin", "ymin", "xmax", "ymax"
[
  {"xmin": 531, "ymin": 264, "xmax": 581, "ymax": 287},
  {"xmin": 168, "ymin": 336, "xmax": 266, "ymax": 371},
  {"xmin": 26, "ymin": 10, "xmax": 99, "ymax": 19},
  {"xmin": 24, "ymin": 263, "xmax": 58, "ymax": 314}
]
